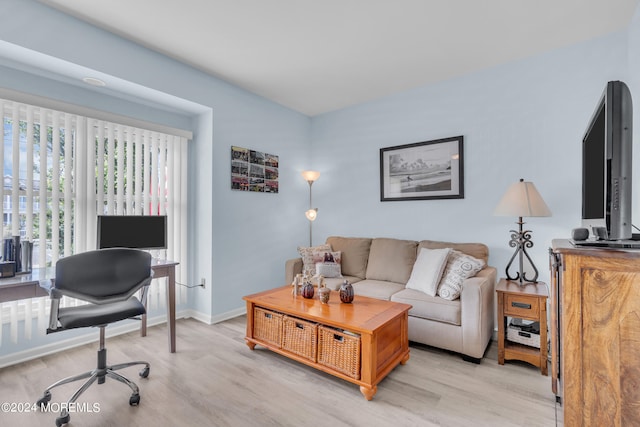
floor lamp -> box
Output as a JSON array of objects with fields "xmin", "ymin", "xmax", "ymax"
[
  {"xmin": 302, "ymin": 170, "xmax": 320, "ymax": 246},
  {"xmin": 494, "ymin": 178, "xmax": 551, "ymax": 284}
]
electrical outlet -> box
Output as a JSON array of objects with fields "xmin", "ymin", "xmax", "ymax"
[{"xmin": 200, "ymin": 278, "xmax": 206, "ymax": 289}]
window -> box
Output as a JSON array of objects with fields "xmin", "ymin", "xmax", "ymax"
[{"xmin": 1, "ymin": 97, "xmax": 189, "ymax": 345}]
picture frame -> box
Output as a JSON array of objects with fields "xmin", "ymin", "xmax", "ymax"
[
  {"xmin": 380, "ymin": 136, "xmax": 464, "ymax": 201},
  {"xmin": 231, "ymin": 146, "xmax": 279, "ymax": 193}
]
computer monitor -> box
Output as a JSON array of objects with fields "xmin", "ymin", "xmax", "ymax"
[{"xmin": 97, "ymin": 215, "xmax": 167, "ymax": 250}]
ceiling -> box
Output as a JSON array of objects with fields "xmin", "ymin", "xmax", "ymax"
[{"xmin": 39, "ymin": 0, "xmax": 639, "ymax": 116}]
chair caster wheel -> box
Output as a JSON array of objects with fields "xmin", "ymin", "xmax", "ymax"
[
  {"xmin": 56, "ymin": 412, "xmax": 70, "ymax": 426},
  {"xmin": 139, "ymin": 366, "xmax": 150, "ymax": 378},
  {"xmin": 36, "ymin": 391, "xmax": 51, "ymax": 409},
  {"xmin": 129, "ymin": 393, "xmax": 140, "ymax": 406}
]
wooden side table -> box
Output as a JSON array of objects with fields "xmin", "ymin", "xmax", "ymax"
[{"xmin": 497, "ymin": 278, "xmax": 548, "ymax": 375}]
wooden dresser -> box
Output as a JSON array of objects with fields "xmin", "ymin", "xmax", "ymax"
[{"xmin": 550, "ymin": 239, "xmax": 640, "ymax": 426}]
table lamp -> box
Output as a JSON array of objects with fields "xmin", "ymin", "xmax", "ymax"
[{"xmin": 494, "ymin": 178, "xmax": 551, "ymax": 284}]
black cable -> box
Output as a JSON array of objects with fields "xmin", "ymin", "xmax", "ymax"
[{"xmin": 176, "ymin": 281, "xmax": 204, "ymax": 289}]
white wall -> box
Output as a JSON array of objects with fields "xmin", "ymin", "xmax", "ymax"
[{"xmin": 310, "ymin": 30, "xmax": 630, "ymax": 285}]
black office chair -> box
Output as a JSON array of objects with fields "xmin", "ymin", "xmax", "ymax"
[{"xmin": 36, "ymin": 248, "xmax": 154, "ymax": 427}]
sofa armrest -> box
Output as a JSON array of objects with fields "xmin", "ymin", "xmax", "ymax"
[
  {"xmin": 459, "ymin": 266, "xmax": 497, "ymax": 359},
  {"xmin": 285, "ymin": 258, "xmax": 303, "ymax": 285}
]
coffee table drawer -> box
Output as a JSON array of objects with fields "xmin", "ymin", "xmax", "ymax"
[
  {"xmin": 318, "ymin": 326, "xmax": 361, "ymax": 379},
  {"xmin": 254, "ymin": 307, "xmax": 283, "ymax": 348},
  {"xmin": 282, "ymin": 315, "xmax": 318, "ymax": 362}
]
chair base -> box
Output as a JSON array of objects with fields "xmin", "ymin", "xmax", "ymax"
[{"xmin": 37, "ymin": 329, "xmax": 149, "ymax": 426}]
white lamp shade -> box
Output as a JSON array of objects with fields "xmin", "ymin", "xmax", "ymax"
[
  {"xmin": 494, "ymin": 180, "xmax": 551, "ymax": 217},
  {"xmin": 305, "ymin": 208, "xmax": 318, "ymax": 221},
  {"xmin": 301, "ymin": 170, "xmax": 320, "ymax": 182}
]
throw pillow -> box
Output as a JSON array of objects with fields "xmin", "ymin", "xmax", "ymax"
[
  {"xmin": 298, "ymin": 244, "xmax": 331, "ymax": 276},
  {"xmin": 313, "ymin": 251, "xmax": 343, "ymax": 278},
  {"xmin": 437, "ymin": 249, "xmax": 486, "ymax": 301},
  {"xmin": 405, "ymin": 247, "xmax": 451, "ymax": 296}
]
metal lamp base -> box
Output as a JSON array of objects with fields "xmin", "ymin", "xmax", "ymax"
[{"xmin": 505, "ymin": 217, "xmax": 539, "ymax": 284}]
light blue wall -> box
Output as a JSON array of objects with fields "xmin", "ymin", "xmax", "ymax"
[
  {"xmin": 0, "ymin": 0, "xmax": 310, "ymax": 358},
  {"xmin": 629, "ymin": 3, "xmax": 640, "ymax": 224},
  {"xmin": 310, "ymin": 30, "xmax": 632, "ymax": 285}
]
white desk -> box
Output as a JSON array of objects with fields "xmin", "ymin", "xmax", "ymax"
[{"xmin": 0, "ymin": 259, "xmax": 179, "ymax": 353}]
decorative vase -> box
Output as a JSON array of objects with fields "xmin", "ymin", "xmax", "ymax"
[
  {"xmin": 339, "ymin": 280, "xmax": 354, "ymax": 303},
  {"xmin": 301, "ymin": 281, "xmax": 315, "ymax": 299},
  {"xmin": 318, "ymin": 278, "xmax": 330, "ymax": 304}
]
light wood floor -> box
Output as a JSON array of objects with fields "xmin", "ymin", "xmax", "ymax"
[{"xmin": 0, "ymin": 316, "xmax": 558, "ymax": 426}]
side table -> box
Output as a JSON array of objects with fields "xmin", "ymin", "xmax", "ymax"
[{"xmin": 496, "ymin": 278, "xmax": 548, "ymax": 375}]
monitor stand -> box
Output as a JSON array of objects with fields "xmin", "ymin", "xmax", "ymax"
[{"xmin": 571, "ymin": 237, "xmax": 640, "ymax": 249}]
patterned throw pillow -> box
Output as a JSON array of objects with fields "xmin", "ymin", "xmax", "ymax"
[
  {"xmin": 437, "ymin": 250, "xmax": 485, "ymax": 301},
  {"xmin": 297, "ymin": 244, "xmax": 331, "ymax": 276},
  {"xmin": 313, "ymin": 251, "xmax": 342, "ymax": 278}
]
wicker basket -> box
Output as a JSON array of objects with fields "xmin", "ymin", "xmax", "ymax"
[
  {"xmin": 282, "ymin": 316, "xmax": 318, "ymax": 362},
  {"xmin": 318, "ymin": 325, "xmax": 361, "ymax": 379},
  {"xmin": 253, "ymin": 307, "xmax": 283, "ymax": 348},
  {"xmin": 507, "ymin": 323, "xmax": 541, "ymax": 348}
]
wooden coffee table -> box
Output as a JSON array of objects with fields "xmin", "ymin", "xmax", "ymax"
[{"xmin": 243, "ymin": 286, "xmax": 411, "ymax": 400}]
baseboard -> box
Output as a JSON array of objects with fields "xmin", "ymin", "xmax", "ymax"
[
  {"xmin": 182, "ymin": 306, "xmax": 246, "ymax": 325},
  {"xmin": 0, "ymin": 313, "xmax": 171, "ymax": 369}
]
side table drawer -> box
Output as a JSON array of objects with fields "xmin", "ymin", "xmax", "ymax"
[{"xmin": 504, "ymin": 294, "xmax": 539, "ymax": 318}]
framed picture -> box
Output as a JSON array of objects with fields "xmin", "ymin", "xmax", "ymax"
[
  {"xmin": 231, "ymin": 146, "xmax": 279, "ymax": 193},
  {"xmin": 380, "ymin": 136, "xmax": 464, "ymax": 201}
]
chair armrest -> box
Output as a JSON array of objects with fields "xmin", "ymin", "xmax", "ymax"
[
  {"xmin": 48, "ymin": 280, "xmax": 62, "ymax": 332},
  {"xmin": 460, "ymin": 266, "xmax": 497, "ymax": 358},
  {"xmin": 139, "ymin": 280, "xmax": 152, "ymax": 306},
  {"xmin": 285, "ymin": 258, "xmax": 303, "ymax": 285}
]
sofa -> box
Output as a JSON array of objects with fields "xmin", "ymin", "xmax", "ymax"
[{"xmin": 285, "ymin": 236, "xmax": 497, "ymax": 362}]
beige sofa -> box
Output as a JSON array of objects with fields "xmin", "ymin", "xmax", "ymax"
[{"xmin": 285, "ymin": 236, "xmax": 497, "ymax": 362}]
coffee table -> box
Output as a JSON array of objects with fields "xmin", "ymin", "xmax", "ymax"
[{"xmin": 243, "ymin": 286, "xmax": 411, "ymax": 400}]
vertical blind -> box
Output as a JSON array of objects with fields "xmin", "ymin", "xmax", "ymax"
[{"xmin": 1, "ymin": 98, "xmax": 189, "ymax": 346}]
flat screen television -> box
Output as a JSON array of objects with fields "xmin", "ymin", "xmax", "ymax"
[
  {"xmin": 581, "ymin": 80, "xmax": 633, "ymax": 241},
  {"xmin": 97, "ymin": 215, "xmax": 167, "ymax": 250}
]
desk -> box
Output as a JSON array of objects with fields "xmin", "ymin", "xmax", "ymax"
[{"xmin": 0, "ymin": 259, "xmax": 179, "ymax": 353}]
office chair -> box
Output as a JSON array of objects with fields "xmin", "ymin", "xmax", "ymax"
[{"xmin": 36, "ymin": 248, "xmax": 154, "ymax": 427}]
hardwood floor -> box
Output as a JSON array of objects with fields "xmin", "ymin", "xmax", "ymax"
[{"xmin": 0, "ymin": 316, "xmax": 558, "ymax": 426}]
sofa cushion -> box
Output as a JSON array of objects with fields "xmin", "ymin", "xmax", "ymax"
[
  {"xmin": 326, "ymin": 236, "xmax": 372, "ymax": 279},
  {"xmin": 297, "ymin": 244, "xmax": 331, "ymax": 276},
  {"xmin": 365, "ymin": 238, "xmax": 417, "ymax": 284},
  {"xmin": 323, "ymin": 275, "xmax": 362, "ymax": 291},
  {"xmin": 418, "ymin": 240, "xmax": 489, "ymax": 264},
  {"xmin": 437, "ymin": 250, "xmax": 485, "ymax": 301},
  {"xmin": 391, "ymin": 288, "xmax": 461, "ymax": 326},
  {"xmin": 352, "ymin": 279, "xmax": 406, "ymax": 301},
  {"xmin": 406, "ymin": 247, "xmax": 451, "ymax": 296}
]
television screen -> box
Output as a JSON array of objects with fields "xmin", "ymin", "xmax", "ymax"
[
  {"xmin": 580, "ymin": 80, "xmax": 633, "ymax": 241},
  {"xmin": 582, "ymin": 105, "xmax": 605, "ymax": 220},
  {"xmin": 97, "ymin": 215, "xmax": 167, "ymax": 250}
]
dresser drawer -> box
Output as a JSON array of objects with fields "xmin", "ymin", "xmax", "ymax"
[{"xmin": 504, "ymin": 294, "xmax": 539, "ymax": 318}]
